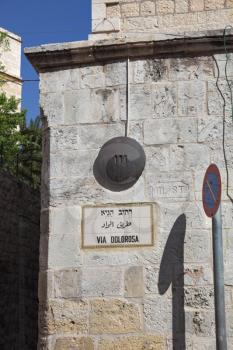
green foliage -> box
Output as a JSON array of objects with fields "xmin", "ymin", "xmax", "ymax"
[
  {"xmin": 0, "ymin": 31, "xmax": 42, "ymax": 189},
  {"xmin": 0, "ymin": 93, "xmax": 42, "ymax": 189},
  {"xmin": 19, "ymin": 116, "xmax": 42, "ymax": 188},
  {"xmin": 0, "ymin": 92, "xmax": 26, "ymax": 164}
]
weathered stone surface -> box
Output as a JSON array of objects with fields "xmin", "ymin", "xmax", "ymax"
[
  {"xmin": 226, "ymin": 310, "xmax": 233, "ymax": 337},
  {"xmin": 128, "ymin": 121, "xmax": 144, "ymax": 143},
  {"xmin": 159, "ymin": 202, "xmax": 210, "ymax": 231},
  {"xmin": 184, "ymin": 265, "xmax": 213, "ymax": 286},
  {"xmin": 213, "ymin": 54, "xmax": 233, "ymax": 78},
  {"xmin": 144, "ymin": 118, "xmax": 197, "ymax": 145},
  {"xmin": 92, "ymin": 17, "xmax": 121, "ymax": 33},
  {"xmin": 222, "ymin": 202, "xmax": 233, "ymax": 229},
  {"xmin": 48, "ymin": 232, "xmax": 81, "ymax": 269},
  {"xmin": 192, "ymin": 338, "xmax": 216, "ymax": 349},
  {"xmin": 145, "ymin": 146, "xmax": 170, "ymax": 172},
  {"xmin": 49, "ymin": 175, "xmax": 145, "ymax": 206},
  {"xmin": 169, "ymin": 144, "xmax": 210, "ymax": 170},
  {"xmin": 130, "ymin": 84, "xmax": 152, "ymax": 120},
  {"xmin": 185, "ymin": 310, "xmax": 215, "ymax": 336},
  {"xmin": 145, "ymin": 266, "xmax": 159, "ymax": 294},
  {"xmin": 121, "ymin": 3, "xmax": 140, "ymax": 17},
  {"xmin": 35, "ymin": 19, "xmax": 233, "ymax": 349},
  {"xmin": 184, "ymin": 230, "xmax": 211, "ymax": 263},
  {"xmin": 124, "ymin": 266, "xmax": 144, "ymax": 297},
  {"xmin": 54, "ymin": 337, "xmax": 94, "ymax": 350},
  {"xmin": 107, "ymin": 3, "xmax": 121, "ymax": 18},
  {"xmin": 43, "ymin": 299, "xmax": 88, "ymax": 335},
  {"xmin": 144, "ymin": 119, "xmax": 178, "ymax": 145},
  {"xmin": 122, "ymin": 16, "xmax": 159, "ymax": 32},
  {"xmin": 50, "ymin": 126, "xmax": 79, "ymax": 152},
  {"xmin": 226, "ymin": 0, "xmax": 233, "ymax": 7},
  {"xmin": 82, "ymin": 267, "xmax": 123, "ymax": 296},
  {"xmin": 89, "ymin": 0, "xmax": 233, "ymax": 36},
  {"xmin": 190, "ymin": 0, "xmax": 204, "ymax": 11},
  {"xmin": 40, "ymin": 93, "xmax": 64, "ymax": 126},
  {"xmin": 144, "ymin": 296, "xmax": 172, "ymax": 332},
  {"xmin": 39, "ymin": 271, "xmax": 54, "ymax": 302},
  {"xmin": 159, "ymin": 12, "xmax": 198, "ymax": 29},
  {"xmin": 176, "ymin": 118, "xmax": 198, "ymax": 143},
  {"xmin": 198, "ymin": 117, "xmax": 222, "ymax": 142},
  {"xmin": 50, "ymin": 150, "xmax": 97, "ymax": 178},
  {"xmin": 169, "ymin": 57, "xmax": 214, "ymax": 81},
  {"xmin": 54, "ymin": 269, "xmax": 82, "ymax": 298},
  {"xmin": 98, "ymin": 335, "xmax": 165, "ymax": 350},
  {"xmin": 64, "ymin": 88, "xmax": 120, "ymax": 124},
  {"xmin": 79, "ymin": 65, "xmax": 104, "ymax": 89},
  {"xmin": 141, "ymin": 1, "xmax": 156, "ymax": 16},
  {"xmin": 205, "ymin": 0, "xmax": 225, "ymax": 10},
  {"xmin": 177, "ymin": 81, "xmax": 206, "ymax": 116},
  {"xmin": 40, "ymin": 69, "xmax": 79, "ymax": 93},
  {"xmin": 156, "ymin": 0, "xmax": 175, "ymax": 14},
  {"xmin": 83, "ymin": 250, "xmax": 141, "ymax": 267},
  {"xmin": 166, "ymin": 338, "xmax": 193, "ymax": 350},
  {"xmin": 146, "ymin": 171, "xmax": 193, "ymax": 202},
  {"xmin": 104, "ymin": 61, "xmax": 126, "ymax": 86},
  {"xmin": 79, "ymin": 123, "xmax": 124, "ymax": 149},
  {"xmin": 152, "ymin": 82, "xmax": 177, "ymax": 118},
  {"xmin": 175, "ymin": 0, "xmax": 189, "ymax": 13},
  {"xmin": 207, "ymin": 79, "xmax": 233, "ymax": 117},
  {"xmin": 184, "ymin": 287, "xmax": 214, "ymax": 308},
  {"xmin": 38, "ymin": 335, "xmax": 55, "ymax": 350},
  {"xmin": 224, "ymin": 262, "xmax": 233, "ymax": 286},
  {"xmin": 90, "ymin": 299, "xmax": 141, "ymax": 334},
  {"xmin": 208, "ymin": 140, "xmax": 233, "ymax": 169},
  {"xmin": 92, "ymin": 3, "xmax": 106, "ymax": 20},
  {"xmin": 133, "ymin": 59, "xmax": 168, "ymax": 84},
  {"xmin": 50, "ymin": 206, "xmax": 81, "ymax": 236}
]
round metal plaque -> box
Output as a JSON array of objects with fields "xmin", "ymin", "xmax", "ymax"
[{"xmin": 93, "ymin": 136, "xmax": 146, "ymax": 192}]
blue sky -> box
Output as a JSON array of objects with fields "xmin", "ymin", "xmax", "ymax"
[{"xmin": 0, "ymin": 0, "xmax": 91, "ymax": 122}]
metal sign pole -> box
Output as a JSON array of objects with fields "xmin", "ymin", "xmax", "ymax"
[{"xmin": 212, "ymin": 205, "xmax": 227, "ymax": 350}]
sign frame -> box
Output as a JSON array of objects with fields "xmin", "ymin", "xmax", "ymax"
[
  {"xmin": 81, "ymin": 202, "xmax": 155, "ymax": 249},
  {"xmin": 202, "ymin": 164, "xmax": 221, "ymax": 218}
]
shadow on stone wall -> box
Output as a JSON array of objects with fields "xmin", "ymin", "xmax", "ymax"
[
  {"xmin": 0, "ymin": 171, "xmax": 40, "ymax": 350},
  {"xmin": 158, "ymin": 214, "xmax": 186, "ymax": 350}
]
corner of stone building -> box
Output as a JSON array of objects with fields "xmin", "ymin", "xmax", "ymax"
[{"xmin": 24, "ymin": 1, "xmax": 233, "ymax": 349}]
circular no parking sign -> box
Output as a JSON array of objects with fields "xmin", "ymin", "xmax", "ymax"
[{"xmin": 202, "ymin": 164, "xmax": 221, "ymax": 218}]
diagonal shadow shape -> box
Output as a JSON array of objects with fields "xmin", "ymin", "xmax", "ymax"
[{"xmin": 158, "ymin": 214, "xmax": 186, "ymax": 350}]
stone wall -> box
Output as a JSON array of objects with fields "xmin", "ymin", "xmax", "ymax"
[
  {"xmin": 0, "ymin": 171, "xmax": 40, "ymax": 350},
  {"xmin": 32, "ymin": 45, "xmax": 233, "ymax": 349},
  {"xmin": 91, "ymin": 0, "xmax": 233, "ymax": 39},
  {"xmin": 0, "ymin": 27, "xmax": 22, "ymax": 101}
]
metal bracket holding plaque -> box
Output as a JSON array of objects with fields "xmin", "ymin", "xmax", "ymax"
[{"xmin": 81, "ymin": 203, "xmax": 155, "ymax": 249}]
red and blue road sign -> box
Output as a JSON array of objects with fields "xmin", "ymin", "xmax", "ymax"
[{"xmin": 202, "ymin": 164, "xmax": 221, "ymax": 218}]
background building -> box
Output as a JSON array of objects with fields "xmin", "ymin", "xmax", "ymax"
[
  {"xmin": 91, "ymin": 0, "xmax": 233, "ymax": 40},
  {"xmin": 0, "ymin": 27, "xmax": 22, "ymax": 101}
]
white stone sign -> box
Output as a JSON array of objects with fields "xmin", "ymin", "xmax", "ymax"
[{"xmin": 82, "ymin": 203, "xmax": 154, "ymax": 248}]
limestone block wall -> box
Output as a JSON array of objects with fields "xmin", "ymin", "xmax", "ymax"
[
  {"xmin": 0, "ymin": 27, "xmax": 22, "ymax": 100},
  {"xmin": 91, "ymin": 0, "xmax": 233, "ymax": 39},
  {"xmin": 37, "ymin": 50, "xmax": 233, "ymax": 349},
  {"xmin": 0, "ymin": 171, "xmax": 40, "ymax": 350}
]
